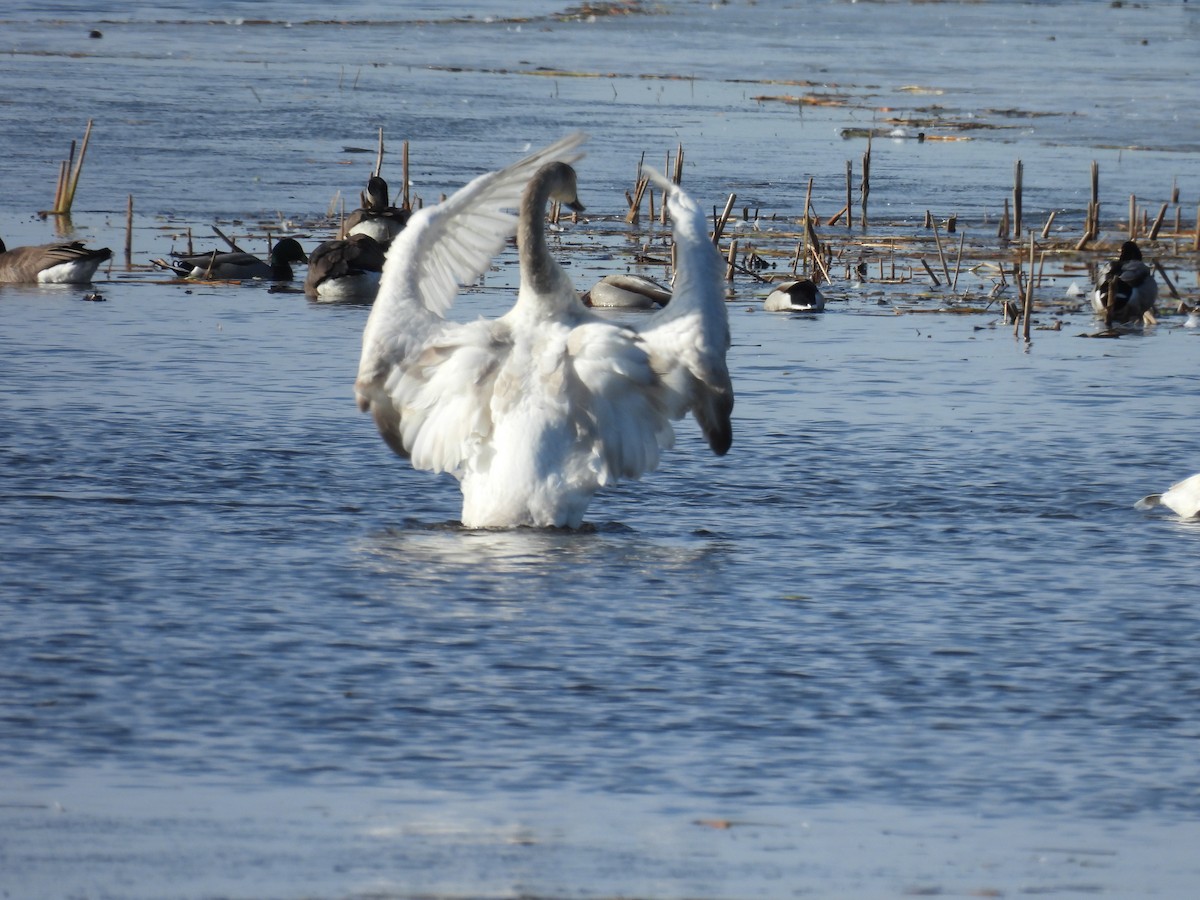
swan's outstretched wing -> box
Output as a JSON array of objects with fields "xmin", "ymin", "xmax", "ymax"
[
  {"xmin": 355, "ymin": 133, "xmax": 587, "ymax": 456},
  {"xmin": 636, "ymin": 167, "xmax": 734, "ymax": 455}
]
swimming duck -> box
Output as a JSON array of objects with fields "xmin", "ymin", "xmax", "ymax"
[
  {"xmin": 304, "ymin": 233, "xmax": 386, "ymax": 302},
  {"xmin": 0, "ymin": 237, "xmax": 112, "ymax": 283},
  {"xmin": 1092, "ymin": 240, "xmax": 1157, "ymax": 325},
  {"xmin": 1136, "ymin": 472, "xmax": 1200, "ymax": 519},
  {"xmin": 583, "ymin": 273, "xmax": 672, "ymax": 309},
  {"xmin": 355, "ymin": 133, "xmax": 733, "ymax": 529},
  {"xmin": 764, "ymin": 278, "xmax": 825, "ymax": 312},
  {"xmin": 344, "ymin": 175, "xmax": 410, "ymax": 246},
  {"xmin": 154, "ymin": 237, "xmax": 307, "ymax": 281}
]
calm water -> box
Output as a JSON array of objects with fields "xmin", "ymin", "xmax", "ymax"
[{"xmin": 3, "ymin": 2, "xmax": 1200, "ymax": 898}]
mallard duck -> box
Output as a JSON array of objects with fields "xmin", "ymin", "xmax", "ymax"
[
  {"xmin": 355, "ymin": 134, "xmax": 733, "ymax": 528},
  {"xmin": 0, "ymin": 237, "xmax": 112, "ymax": 283}
]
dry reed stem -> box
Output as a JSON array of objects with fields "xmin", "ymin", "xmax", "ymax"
[
  {"xmin": 1013, "ymin": 159, "xmax": 1023, "ymax": 238},
  {"xmin": 1041, "ymin": 210, "xmax": 1056, "ymax": 240},
  {"xmin": 1148, "ymin": 202, "xmax": 1167, "ymax": 241},
  {"xmin": 64, "ymin": 119, "xmax": 93, "ymax": 213},
  {"xmin": 124, "ymin": 195, "xmax": 133, "ymax": 265},
  {"xmin": 930, "ymin": 213, "xmax": 951, "ymax": 285},
  {"xmin": 212, "ymin": 225, "xmax": 241, "ymax": 252},
  {"xmin": 1152, "ymin": 260, "xmax": 1181, "ymax": 301},
  {"xmin": 952, "ymin": 231, "xmax": 966, "ymax": 292},
  {"xmin": 921, "ymin": 259, "xmax": 940, "ymax": 287},
  {"xmin": 1128, "ymin": 194, "xmax": 1137, "ymax": 240},
  {"xmin": 373, "ymin": 127, "xmax": 384, "ymax": 178},
  {"xmin": 712, "ymin": 193, "xmax": 737, "ymax": 246},
  {"xmin": 402, "ymin": 140, "xmax": 410, "ymax": 209}
]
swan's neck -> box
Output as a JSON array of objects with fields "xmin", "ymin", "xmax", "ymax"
[{"xmin": 515, "ymin": 173, "xmax": 577, "ymax": 316}]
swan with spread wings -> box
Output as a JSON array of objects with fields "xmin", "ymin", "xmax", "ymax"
[{"xmin": 355, "ymin": 133, "xmax": 732, "ymax": 528}]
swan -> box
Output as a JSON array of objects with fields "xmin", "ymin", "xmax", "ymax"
[
  {"xmin": 764, "ymin": 278, "xmax": 824, "ymax": 312},
  {"xmin": 355, "ymin": 133, "xmax": 733, "ymax": 529},
  {"xmin": 0, "ymin": 237, "xmax": 112, "ymax": 283},
  {"xmin": 344, "ymin": 175, "xmax": 410, "ymax": 246},
  {"xmin": 1136, "ymin": 473, "xmax": 1200, "ymax": 519},
  {"xmin": 583, "ymin": 273, "xmax": 672, "ymax": 309},
  {"xmin": 304, "ymin": 233, "xmax": 385, "ymax": 302},
  {"xmin": 154, "ymin": 237, "xmax": 307, "ymax": 281},
  {"xmin": 1092, "ymin": 240, "xmax": 1157, "ymax": 325}
]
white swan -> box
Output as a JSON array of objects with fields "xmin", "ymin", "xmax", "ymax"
[
  {"xmin": 584, "ymin": 273, "xmax": 671, "ymax": 309},
  {"xmin": 1136, "ymin": 473, "xmax": 1200, "ymax": 519},
  {"xmin": 355, "ymin": 133, "xmax": 733, "ymax": 528}
]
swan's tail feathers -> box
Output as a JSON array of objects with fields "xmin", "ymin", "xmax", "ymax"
[{"xmin": 1135, "ymin": 493, "xmax": 1162, "ymax": 511}]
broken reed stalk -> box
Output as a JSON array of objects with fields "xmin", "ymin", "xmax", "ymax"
[
  {"xmin": 124, "ymin": 195, "xmax": 133, "ymax": 266},
  {"xmin": 626, "ymin": 171, "xmax": 650, "ymax": 225},
  {"xmin": 951, "ymin": 231, "xmax": 965, "ymax": 292},
  {"xmin": 805, "ymin": 218, "xmax": 832, "ymax": 284},
  {"xmin": 845, "ymin": 160, "xmax": 853, "ymax": 229},
  {"xmin": 1152, "ymin": 260, "xmax": 1181, "ymax": 301},
  {"xmin": 401, "ymin": 140, "xmax": 410, "ymax": 209},
  {"xmin": 1022, "ymin": 232, "xmax": 1035, "ymax": 342},
  {"xmin": 725, "ymin": 238, "xmax": 738, "ymax": 282},
  {"xmin": 212, "ymin": 224, "xmax": 242, "ymax": 252},
  {"xmin": 1195, "ymin": 202, "xmax": 1200, "ymax": 252},
  {"xmin": 1013, "ymin": 159, "xmax": 1023, "ymax": 239},
  {"xmin": 373, "ymin": 127, "xmax": 384, "ymax": 178},
  {"xmin": 929, "ymin": 213, "xmax": 951, "ymax": 285},
  {"xmin": 860, "ymin": 138, "xmax": 871, "ymax": 229},
  {"xmin": 1147, "ymin": 202, "xmax": 1168, "ymax": 241},
  {"xmin": 825, "ymin": 204, "xmax": 849, "ymax": 227},
  {"xmin": 62, "ymin": 119, "xmax": 93, "ymax": 214},
  {"xmin": 1041, "ymin": 210, "xmax": 1056, "ymax": 240},
  {"xmin": 53, "ymin": 159, "xmax": 70, "ymax": 214},
  {"xmin": 1129, "ymin": 193, "xmax": 1137, "ymax": 240},
  {"xmin": 998, "ymin": 197, "xmax": 1010, "ymax": 241},
  {"xmin": 921, "ymin": 259, "xmax": 940, "ymax": 287},
  {"xmin": 712, "ymin": 193, "xmax": 737, "ymax": 246}
]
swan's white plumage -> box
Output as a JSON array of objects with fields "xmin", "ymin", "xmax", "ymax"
[
  {"xmin": 355, "ymin": 135, "xmax": 732, "ymax": 528},
  {"xmin": 1137, "ymin": 472, "xmax": 1200, "ymax": 519}
]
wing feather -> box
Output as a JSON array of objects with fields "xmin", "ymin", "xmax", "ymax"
[
  {"xmin": 355, "ymin": 134, "xmax": 588, "ymax": 457},
  {"xmin": 633, "ymin": 167, "xmax": 734, "ymax": 455}
]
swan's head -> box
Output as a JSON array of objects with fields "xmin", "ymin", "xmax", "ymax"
[{"xmin": 542, "ymin": 162, "xmax": 586, "ymax": 213}]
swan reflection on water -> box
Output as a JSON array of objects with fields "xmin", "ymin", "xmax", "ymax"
[{"xmin": 355, "ymin": 519, "xmax": 733, "ymax": 590}]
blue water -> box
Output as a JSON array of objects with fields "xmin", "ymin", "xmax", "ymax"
[{"xmin": 3, "ymin": 2, "xmax": 1200, "ymax": 898}]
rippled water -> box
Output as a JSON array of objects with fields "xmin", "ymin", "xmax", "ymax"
[{"xmin": 3, "ymin": 2, "xmax": 1200, "ymax": 898}]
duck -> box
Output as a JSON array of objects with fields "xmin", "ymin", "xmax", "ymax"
[
  {"xmin": 764, "ymin": 278, "xmax": 825, "ymax": 312},
  {"xmin": 1091, "ymin": 240, "xmax": 1157, "ymax": 325},
  {"xmin": 1136, "ymin": 472, "xmax": 1200, "ymax": 519},
  {"xmin": 355, "ymin": 133, "xmax": 733, "ymax": 529},
  {"xmin": 0, "ymin": 237, "xmax": 112, "ymax": 283},
  {"xmin": 583, "ymin": 273, "xmax": 672, "ymax": 309},
  {"xmin": 304, "ymin": 233, "xmax": 386, "ymax": 302},
  {"xmin": 154, "ymin": 237, "xmax": 307, "ymax": 281},
  {"xmin": 343, "ymin": 175, "xmax": 410, "ymax": 246}
]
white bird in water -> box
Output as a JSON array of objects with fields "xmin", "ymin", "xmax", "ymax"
[
  {"xmin": 355, "ymin": 133, "xmax": 733, "ymax": 528},
  {"xmin": 1136, "ymin": 473, "xmax": 1200, "ymax": 519}
]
